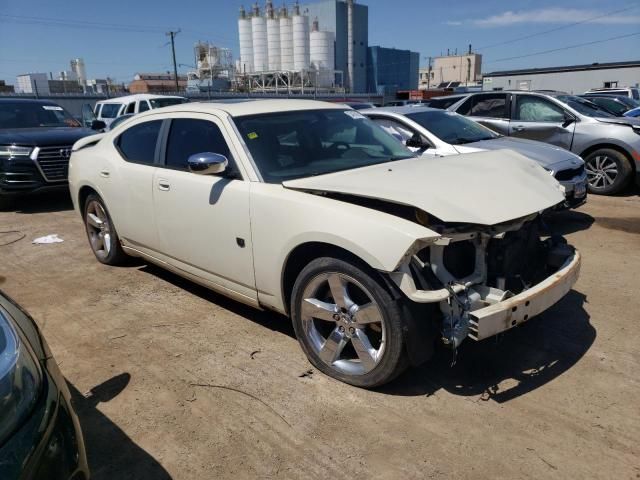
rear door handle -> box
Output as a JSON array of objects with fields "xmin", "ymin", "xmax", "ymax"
[
  {"xmin": 99, "ymin": 170, "xmax": 110, "ymax": 178},
  {"xmin": 157, "ymin": 179, "xmax": 171, "ymax": 191},
  {"xmin": 513, "ymin": 125, "xmax": 526, "ymax": 132}
]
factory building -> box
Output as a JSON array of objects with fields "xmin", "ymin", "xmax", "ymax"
[
  {"xmin": 482, "ymin": 60, "xmax": 640, "ymax": 94},
  {"xmin": 419, "ymin": 51, "xmax": 482, "ymax": 90},
  {"xmin": 367, "ymin": 46, "xmax": 419, "ymax": 94},
  {"xmin": 16, "ymin": 73, "xmax": 50, "ymax": 95}
]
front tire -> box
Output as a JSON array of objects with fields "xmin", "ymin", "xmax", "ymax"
[
  {"xmin": 584, "ymin": 148, "xmax": 632, "ymax": 195},
  {"xmin": 83, "ymin": 194, "xmax": 127, "ymax": 265},
  {"xmin": 291, "ymin": 256, "xmax": 408, "ymax": 388}
]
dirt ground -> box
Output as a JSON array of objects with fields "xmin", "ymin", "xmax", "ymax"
[{"xmin": 1, "ymin": 190, "xmax": 639, "ymax": 480}]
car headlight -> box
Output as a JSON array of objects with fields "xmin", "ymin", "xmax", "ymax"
[
  {"xmin": 0, "ymin": 309, "xmax": 41, "ymax": 445},
  {"xmin": 0, "ymin": 146, "xmax": 32, "ymax": 157}
]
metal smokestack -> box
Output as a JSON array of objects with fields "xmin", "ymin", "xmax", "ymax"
[{"xmin": 347, "ymin": 0, "xmax": 354, "ymax": 92}]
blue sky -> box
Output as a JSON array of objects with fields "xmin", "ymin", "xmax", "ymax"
[{"xmin": 1, "ymin": 0, "xmax": 639, "ymax": 84}]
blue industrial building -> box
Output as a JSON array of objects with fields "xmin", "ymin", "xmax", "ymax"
[{"xmin": 367, "ymin": 46, "xmax": 419, "ymax": 94}]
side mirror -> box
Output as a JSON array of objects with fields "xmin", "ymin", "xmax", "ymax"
[
  {"xmin": 562, "ymin": 113, "xmax": 575, "ymax": 128},
  {"xmin": 405, "ymin": 132, "xmax": 430, "ymax": 149},
  {"xmin": 91, "ymin": 120, "xmax": 106, "ymax": 131},
  {"xmin": 188, "ymin": 152, "xmax": 228, "ymax": 175}
]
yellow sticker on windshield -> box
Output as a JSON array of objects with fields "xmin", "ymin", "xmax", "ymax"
[{"xmin": 247, "ymin": 132, "xmax": 258, "ymax": 140}]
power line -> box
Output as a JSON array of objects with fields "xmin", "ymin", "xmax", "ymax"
[
  {"xmin": 484, "ymin": 31, "xmax": 640, "ymax": 65},
  {"xmin": 475, "ymin": 5, "xmax": 640, "ymax": 51}
]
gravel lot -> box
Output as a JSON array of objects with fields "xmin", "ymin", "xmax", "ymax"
[{"xmin": 1, "ymin": 191, "xmax": 639, "ymax": 479}]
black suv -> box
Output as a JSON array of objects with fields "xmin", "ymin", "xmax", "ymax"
[{"xmin": 0, "ymin": 99, "xmax": 104, "ymax": 202}]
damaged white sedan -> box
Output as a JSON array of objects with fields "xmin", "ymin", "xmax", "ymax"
[{"xmin": 69, "ymin": 100, "xmax": 580, "ymax": 388}]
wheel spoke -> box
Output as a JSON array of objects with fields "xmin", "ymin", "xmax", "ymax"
[
  {"xmin": 351, "ymin": 330, "xmax": 377, "ymax": 370},
  {"xmin": 319, "ymin": 327, "xmax": 347, "ymax": 364},
  {"xmin": 603, "ymin": 171, "xmax": 615, "ymax": 185},
  {"xmin": 353, "ymin": 302, "xmax": 382, "ymax": 325},
  {"xmin": 103, "ymin": 233, "xmax": 112, "ymax": 254},
  {"xmin": 94, "ymin": 234, "xmax": 104, "ymax": 251},
  {"xmin": 87, "ymin": 213, "xmax": 103, "ymax": 229},
  {"xmin": 327, "ymin": 274, "xmax": 355, "ymax": 310},
  {"xmin": 302, "ymin": 298, "xmax": 338, "ymax": 322}
]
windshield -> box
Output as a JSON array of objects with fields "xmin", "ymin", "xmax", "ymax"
[
  {"xmin": 0, "ymin": 102, "xmax": 80, "ymax": 129},
  {"xmin": 405, "ymin": 110, "xmax": 499, "ymax": 145},
  {"xmin": 100, "ymin": 103, "xmax": 122, "ymax": 119},
  {"xmin": 149, "ymin": 98, "xmax": 187, "ymax": 109},
  {"xmin": 556, "ymin": 95, "xmax": 615, "ymax": 118},
  {"xmin": 234, "ymin": 109, "xmax": 415, "ymax": 183}
]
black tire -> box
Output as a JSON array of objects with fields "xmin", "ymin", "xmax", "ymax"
[
  {"xmin": 291, "ymin": 256, "xmax": 408, "ymax": 388},
  {"xmin": 584, "ymin": 148, "xmax": 632, "ymax": 195},
  {"xmin": 83, "ymin": 193, "xmax": 128, "ymax": 265}
]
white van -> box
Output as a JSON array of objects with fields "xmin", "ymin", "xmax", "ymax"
[{"xmin": 93, "ymin": 94, "xmax": 187, "ymax": 126}]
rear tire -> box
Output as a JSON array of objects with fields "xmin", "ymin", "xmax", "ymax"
[
  {"xmin": 584, "ymin": 148, "xmax": 632, "ymax": 195},
  {"xmin": 291, "ymin": 256, "xmax": 408, "ymax": 388},
  {"xmin": 83, "ymin": 194, "xmax": 128, "ymax": 265}
]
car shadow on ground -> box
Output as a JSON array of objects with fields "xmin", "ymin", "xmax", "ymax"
[
  {"xmin": 1, "ymin": 191, "xmax": 74, "ymax": 214},
  {"xmin": 137, "ymin": 263, "xmax": 296, "ymax": 339},
  {"xmin": 68, "ymin": 373, "xmax": 173, "ymax": 480},
  {"xmin": 543, "ymin": 209, "xmax": 594, "ymax": 235},
  {"xmin": 380, "ymin": 290, "xmax": 594, "ymax": 402}
]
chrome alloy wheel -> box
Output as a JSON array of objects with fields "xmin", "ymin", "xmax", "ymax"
[
  {"xmin": 586, "ymin": 154, "xmax": 618, "ymax": 189},
  {"xmin": 300, "ymin": 272, "xmax": 386, "ymax": 376},
  {"xmin": 85, "ymin": 200, "xmax": 112, "ymax": 259}
]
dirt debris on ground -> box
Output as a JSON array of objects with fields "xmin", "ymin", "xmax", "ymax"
[{"xmin": 0, "ymin": 191, "xmax": 639, "ymax": 479}]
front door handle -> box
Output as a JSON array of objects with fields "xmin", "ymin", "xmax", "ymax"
[
  {"xmin": 513, "ymin": 125, "xmax": 526, "ymax": 132},
  {"xmin": 99, "ymin": 169, "xmax": 110, "ymax": 178},
  {"xmin": 157, "ymin": 179, "xmax": 171, "ymax": 191}
]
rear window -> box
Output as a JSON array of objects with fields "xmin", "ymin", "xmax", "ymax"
[
  {"xmin": 149, "ymin": 98, "xmax": 187, "ymax": 109},
  {"xmin": 100, "ymin": 103, "xmax": 122, "ymax": 119}
]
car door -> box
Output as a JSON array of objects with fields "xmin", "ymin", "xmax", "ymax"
[
  {"xmin": 103, "ymin": 119, "xmax": 164, "ymax": 253},
  {"xmin": 509, "ymin": 94, "xmax": 575, "ymax": 150},
  {"xmin": 456, "ymin": 93, "xmax": 511, "ymax": 135},
  {"xmin": 152, "ymin": 115, "xmax": 257, "ymax": 303}
]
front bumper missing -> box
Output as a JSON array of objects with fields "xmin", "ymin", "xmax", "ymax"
[{"xmin": 468, "ymin": 250, "xmax": 581, "ymax": 340}]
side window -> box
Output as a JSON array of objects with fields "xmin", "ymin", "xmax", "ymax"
[
  {"xmin": 515, "ymin": 96, "xmax": 565, "ymax": 122},
  {"xmin": 138, "ymin": 101, "xmax": 150, "ymax": 113},
  {"xmin": 455, "ymin": 96, "xmax": 473, "ymax": 115},
  {"xmin": 116, "ymin": 120, "xmax": 162, "ymax": 165},
  {"xmin": 371, "ymin": 118, "xmax": 414, "ymax": 142},
  {"xmin": 165, "ymin": 118, "xmax": 233, "ymax": 171},
  {"xmin": 469, "ymin": 94, "xmax": 507, "ymax": 118},
  {"xmin": 126, "ymin": 102, "xmax": 136, "ymax": 114}
]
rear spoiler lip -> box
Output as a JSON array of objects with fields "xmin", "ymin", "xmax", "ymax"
[{"xmin": 72, "ymin": 133, "xmax": 105, "ymax": 152}]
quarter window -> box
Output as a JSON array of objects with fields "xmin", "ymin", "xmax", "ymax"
[
  {"xmin": 515, "ymin": 96, "xmax": 565, "ymax": 122},
  {"xmin": 126, "ymin": 102, "xmax": 136, "ymax": 114},
  {"xmin": 165, "ymin": 119, "xmax": 232, "ymax": 171},
  {"xmin": 138, "ymin": 101, "xmax": 150, "ymax": 113},
  {"xmin": 116, "ymin": 120, "xmax": 162, "ymax": 164},
  {"xmin": 468, "ymin": 94, "xmax": 507, "ymax": 118}
]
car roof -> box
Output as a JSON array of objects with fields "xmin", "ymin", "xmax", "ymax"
[
  {"xmin": 131, "ymin": 99, "xmax": 346, "ymax": 118},
  {"xmin": 97, "ymin": 93, "xmax": 186, "ymax": 104},
  {"xmin": 363, "ymin": 105, "xmax": 440, "ymax": 115}
]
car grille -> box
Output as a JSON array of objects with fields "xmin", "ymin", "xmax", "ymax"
[
  {"xmin": 554, "ymin": 165, "xmax": 584, "ymax": 181},
  {"xmin": 35, "ymin": 145, "xmax": 73, "ymax": 182}
]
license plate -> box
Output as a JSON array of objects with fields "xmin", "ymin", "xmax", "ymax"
[{"xmin": 574, "ymin": 181, "xmax": 587, "ymax": 198}]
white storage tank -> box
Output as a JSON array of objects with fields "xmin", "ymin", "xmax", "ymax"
[
  {"xmin": 292, "ymin": 2, "xmax": 309, "ymax": 71},
  {"xmin": 266, "ymin": 1, "xmax": 280, "ymax": 71},
  {"xmin": 310, "ymin": 20, "xmax": 335, "ymax": 88},
  {"xmin": 279, "ymin": 6, "xmax": 294, "ymax": 71},
  {"xmin": 251, "ymin": 4, "xmax": 268, "ymax": 72},
  {"xmin": 238, "ymin": 6, "xmax": 253, "ymax": 73}
]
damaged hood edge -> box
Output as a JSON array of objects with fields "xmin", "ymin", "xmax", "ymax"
[{"xmin": 283, "ymin": 150, "xmax": 565, "ymax": 226}]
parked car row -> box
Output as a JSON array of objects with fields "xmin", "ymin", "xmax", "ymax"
[{"xmin": 428, "ymin": 90, "xmax": 640, "ymax": 195}]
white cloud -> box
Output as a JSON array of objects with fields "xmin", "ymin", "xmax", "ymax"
[
  {"xmin": 448, "ymin": 8, "xmax": 640, "ymax": 27},
  {"xmin": 444, "ymin": 20, "xmax": 462, "ymax": 26}
]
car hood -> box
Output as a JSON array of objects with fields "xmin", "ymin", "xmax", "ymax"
[
  {"xmin": 594, "ymin": 116, "xmax": 640, "ymax": 127},
  {"xmin": 453, "ymin": 137, "xmax": 577, "ymax": 169},
  {"xmin": 0, "ymin": 127, "xmax": 96, "ymax": 147},
  {"xmin": 283, "ymin": 150, "xmax": 565, "ymax": 226}
]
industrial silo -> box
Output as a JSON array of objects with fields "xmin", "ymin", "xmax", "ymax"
[
  {"xmin": 238, "ymin": 6, "xmax": 254, "ymax": 73},
  {"xmin": 279, "ymin": 6, "xmax": 294, "ymax": 71},
  {"xmin": 265, "ymin": 1, "xmax": 280, "ymax": 71},
  {"xmin": 251, "ymin": 3, "xmax": 268, "ymax": 72},
  {"xmin": 70, "ymin": 58, "xmax": 86, "ymax": 86},
  {"xmin": 310, "ymin": 19, "xmax": 335, "ymax": 88},
  {"xmin": 292, "ymin": 1, "xmax": 310, "ymax": 71}
]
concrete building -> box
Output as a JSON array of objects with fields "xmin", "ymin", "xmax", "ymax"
[
  {"xmin": 129, "ymin": 73, "xmax": 188, "ymax": 93},
  {"xmin": 304, "ymin": 0, "xmax": 368, "ymax": 92},
  {"xmin": 86, "ymin": 79, "xmax": 109, "ymax": 94},
  {"xmin": 16, "ymin": 73, "xmax": 50, "ymax": 94},
  {"xmin": 420, "ymin": 52, "xmax": 482, "ymax": 89},
  {"xmin": 367, "ymin": 46, "xmax": 419, "ymax": 94},
  {"xmin": 482, "ymin": 60, "xmax": 640, "ymax": 94}
]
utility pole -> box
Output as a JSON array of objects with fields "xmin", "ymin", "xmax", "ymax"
[{"xmin": 166, "ymin": 29, "xmax": 181, "ymax": 92}]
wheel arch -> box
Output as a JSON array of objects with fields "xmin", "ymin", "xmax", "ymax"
[
  {"xmin": 78, "ymin": 185, "xmax": 99, "ymax": 218},
  {"xmin": 579, "ymin": 143, "xmax": 635, "ymax": 172}
]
